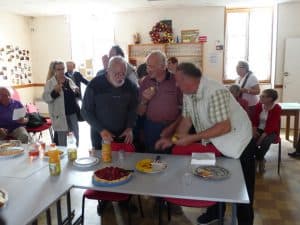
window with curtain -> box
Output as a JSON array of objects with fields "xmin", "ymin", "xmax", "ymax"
[{"xmin": 224, "ymin": 7, "xmax": 273, "ymax": 83}]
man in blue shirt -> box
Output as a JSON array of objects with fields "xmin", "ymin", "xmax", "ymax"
[{"xmin": 0, "ymin": 87, "xmax": 29, "ymax": 143}]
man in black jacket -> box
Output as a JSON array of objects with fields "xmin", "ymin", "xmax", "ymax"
[{"xmin": 65, "ymin": 61, "xmax": 89, "ymax": 99}]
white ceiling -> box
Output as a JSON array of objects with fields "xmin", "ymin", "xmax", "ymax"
[{"xmin": 0, "ymin": 0, "xmax": 298, "ymax": 16}]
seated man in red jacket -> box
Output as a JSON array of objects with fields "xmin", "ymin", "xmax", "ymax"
[{"xmin": 252, "ymin": 89, "xmax": 281, "ymax": 173}]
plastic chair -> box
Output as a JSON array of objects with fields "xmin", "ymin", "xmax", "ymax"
[
  {"xmin": 80, "ymin": 143, "xmax": 144, "ymax": 225},
  {"xmin": 25, "ymin": 103, "xmax": 54, "ymax": 142},
  {"xmin": 158, "ymin": 143, "xmax": 223, "ymax": 225}
]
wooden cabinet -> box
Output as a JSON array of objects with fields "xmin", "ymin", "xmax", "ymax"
[{"xmin": 128, "ymin": 43, "xmax": 204, "ymax": 70}]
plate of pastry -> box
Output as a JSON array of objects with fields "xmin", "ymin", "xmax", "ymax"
[{"xmin": 193, "ymin": 166, "xmax": 230, "ymax": 180}]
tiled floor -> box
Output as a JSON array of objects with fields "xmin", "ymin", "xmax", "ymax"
[{"xmin": 36, "ymin": 123, "xmax": 300, "ymax": 225}]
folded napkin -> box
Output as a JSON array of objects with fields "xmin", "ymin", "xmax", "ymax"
[{"xmin": 191, "ymin": 152, "xmax": 216, "ymax": 166}]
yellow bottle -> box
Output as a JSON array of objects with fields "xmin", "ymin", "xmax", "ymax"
[
  {"xmin": 101, "ymin": 140, "xmax": 112, "ymax": 163},
  {"xmin": 48, "ymin": 144, "xmax": 61, "ymax": 176}
]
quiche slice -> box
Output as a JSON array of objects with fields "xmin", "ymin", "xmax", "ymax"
[
  {"xmin": 135, "ymin": 159, "xmax": 153, "ymax": 173},
  {"xmin": 93, "ymin": 167, "xmax": 132, "ymax": 184}
]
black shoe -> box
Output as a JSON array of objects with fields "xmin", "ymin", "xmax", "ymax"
[
  {"xmin": 170, "ymin": 204, "xmax": 183, "ymax": 215},
  {"xmin": 197, "ymin": 212, "xmax": 219, "ymax": 225},
  {"xmin": 288, "ymin": 151, "xmax": 300, "ymax": 158}
]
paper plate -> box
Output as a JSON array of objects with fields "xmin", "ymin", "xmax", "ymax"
[
  {"xmin": 193, "ymin": 166, "xmax": 230, "ymax": 180},
  {"xmin": 135, "ymin": 159, "xmax": 167, "ymax": 174},
  {"xmin": 73, "ymin": 157, "xmax": 99, "ymax": 168}
]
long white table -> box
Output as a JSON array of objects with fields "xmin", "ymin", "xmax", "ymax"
[{"xmin": 0, "ymin": 149, "xmax": 249, "ymax": 225}]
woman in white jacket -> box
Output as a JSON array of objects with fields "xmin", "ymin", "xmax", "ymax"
[{"xmin": 43, "ymin": 61, "xmax": 80, "ymax": 146}]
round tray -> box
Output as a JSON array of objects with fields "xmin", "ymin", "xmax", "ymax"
[
  {"xmin": 193, "ymin": 166, "xmax": 230, "ymax": 180},
  {"xmin": 92, "ymin": 173, "xmax": 132, "ymax": 187},
  {"xmin": 0, "ymin": 147, "xmax": 24, "ymax": 159}
]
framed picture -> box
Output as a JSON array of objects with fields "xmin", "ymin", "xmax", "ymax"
[{"xmin": 181, "ymin": 29, "xmax": 199, "ymax": 43}]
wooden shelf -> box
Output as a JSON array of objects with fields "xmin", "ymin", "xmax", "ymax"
[{"xmin": 128, "ymin": 43, "xmax": 204, "ymax": 69}]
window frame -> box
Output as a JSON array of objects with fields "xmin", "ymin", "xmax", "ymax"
[{"xmin": 223, "ymin": 7, "xmax": 274, "ymax": 84}]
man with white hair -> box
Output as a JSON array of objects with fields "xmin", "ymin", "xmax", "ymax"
[
  {"xmin": 81, "ymin": 56, "xmax": 138, "ymax": 149},
  {"xmin": 0, "ymin": 87, "xmax": 29, "ymax": 143}
]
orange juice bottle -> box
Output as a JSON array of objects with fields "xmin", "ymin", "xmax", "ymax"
[
  {"xmin": 101, "ymin": 140, "xmax": 112, "ymax": 163},
  {"xmin": 48, "ymin": 144, "xmax": 61, "ymax": 176}
]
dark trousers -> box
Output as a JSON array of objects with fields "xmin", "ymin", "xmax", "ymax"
[
  {"xmin": 91, "ymin": 128, "xmax": 102, "ymax": 150},
  {"xmin": 144, "ymin": 119, "xmax": 168, "ymax": 153},
  {"xmin": 204, "ymin": 139, "xmax": 256, "ymax": 225},
  {"xmin": 254, "ymin": 129, "xmax": 276, "ymax": 161}
]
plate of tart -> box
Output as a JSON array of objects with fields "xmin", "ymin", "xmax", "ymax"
[
  {"xmin": 0, "ymin": 189, "xmax": 8, "ymax": 209},
  {"xmin": 93, "ymin": 166, "xmax": 133, "ymax": 187},
  {"xmin": 193, "ymin": 166, "xmax": 230, "ymax": 180},
  {"xmin": 0, "ymin": 145, "xmax": 24, "ymax": 159},
  {"xmin": 135, "ymin": 158, "xmax": 167, "ymax": 173}
]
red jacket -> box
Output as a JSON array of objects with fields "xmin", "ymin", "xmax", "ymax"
[{"xmin": 252, "ymin": 102, "xmax": 282, "ymax": 142}]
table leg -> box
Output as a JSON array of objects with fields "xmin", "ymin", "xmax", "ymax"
[
  {"xmin": 293, "ymin": 113, "xmax": 299, "ymax": 148},
  {"xmin": 286, "ymin": 116, "xmax": 290, "ymax": 141},
  {"xmin": 231, "ymin": 203, "xmax": 237, "ymax": 225},
  {"xmin": 46, "ymin": 208, "xmax": 52, "ymax": 225},
  {"xmin": 66, "ymin": 191, "xmax": 72, "ymax": 225},
  {"xmin": 56, "ymin": 199, "xmax": 63, "ymax": 225}
]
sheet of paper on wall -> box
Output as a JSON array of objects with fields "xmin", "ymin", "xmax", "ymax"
[
  {"xmin": 12, "ymin": 107, "xmax": 26, "ymax": 120},
  {"xmin": 191, "ymin": 152, "xmax": 216, "ymax": 165}
]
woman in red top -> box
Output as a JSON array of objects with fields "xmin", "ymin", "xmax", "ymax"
[{"xmin": 252, "ymin": 89, "xmax": 281, "ymax": 173}]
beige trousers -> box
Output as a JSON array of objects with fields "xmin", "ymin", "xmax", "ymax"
[{"xmin": 0, "ymin": 127, "xmax": 29, "ymax": 144}]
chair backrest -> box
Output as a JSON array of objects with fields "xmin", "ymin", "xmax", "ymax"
[
  {"xmin": 26, "ymin": 103, "xmax": 39, "ymax": 113},
  {"xmin": 111, "ymin": 142, "xmax": 135, "ymax": 152},
  {"xmin": 172, "ymin": 143, "xmax": 222, "ymax": 157},
  {"xmin": 11, "ymin": 88, "xmax": 21, "ymax": 101}
]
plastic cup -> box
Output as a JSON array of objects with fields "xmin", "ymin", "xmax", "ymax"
[{"xmin": 182, "ymin": 172, "xmax": 192, "ymax": 186}]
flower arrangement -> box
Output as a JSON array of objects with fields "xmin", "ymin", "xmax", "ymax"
[{"xmin": 149, "ymin": 22, "xmax": 173, "ymax": 44}]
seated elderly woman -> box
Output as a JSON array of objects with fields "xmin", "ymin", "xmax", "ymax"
[
  {"xmin": 252, "ymin": 89, "xmax": 281, "ymax": 173},
  {"xmin": 229, "ymin": 84, "xmax": 249, "ymax": 114},
  {"xmin": 0, "ymin": 87, "xmax": 29, "ymax": 143}
]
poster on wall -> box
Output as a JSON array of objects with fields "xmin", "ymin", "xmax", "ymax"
[{"xmin": 0, "ymin": 44, "xmax": 32, "ymax": 86}]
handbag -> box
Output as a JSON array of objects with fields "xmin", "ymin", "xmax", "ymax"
[{"xmin": 26, "ymin": 112, "xmax": 46, "ymax": 128}]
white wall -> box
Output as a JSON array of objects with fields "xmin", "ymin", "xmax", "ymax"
[
  {"xmin": 276, "ymin": 2, "xmax": 300, "ymax": 86},
  {"xmin": 114, "ymin": 7, "xmax": 225, "ymax": 82},
  {"xmin": 0, "ymin": 12, "xmax": 34, "ymax": 103},
  {"xmin": 30, "ymin": 16, "xmax": 72, "ymax": 100},
  {"xmin": 30, "ymin": 16, "xmax": 71, "ymax": 84}
]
